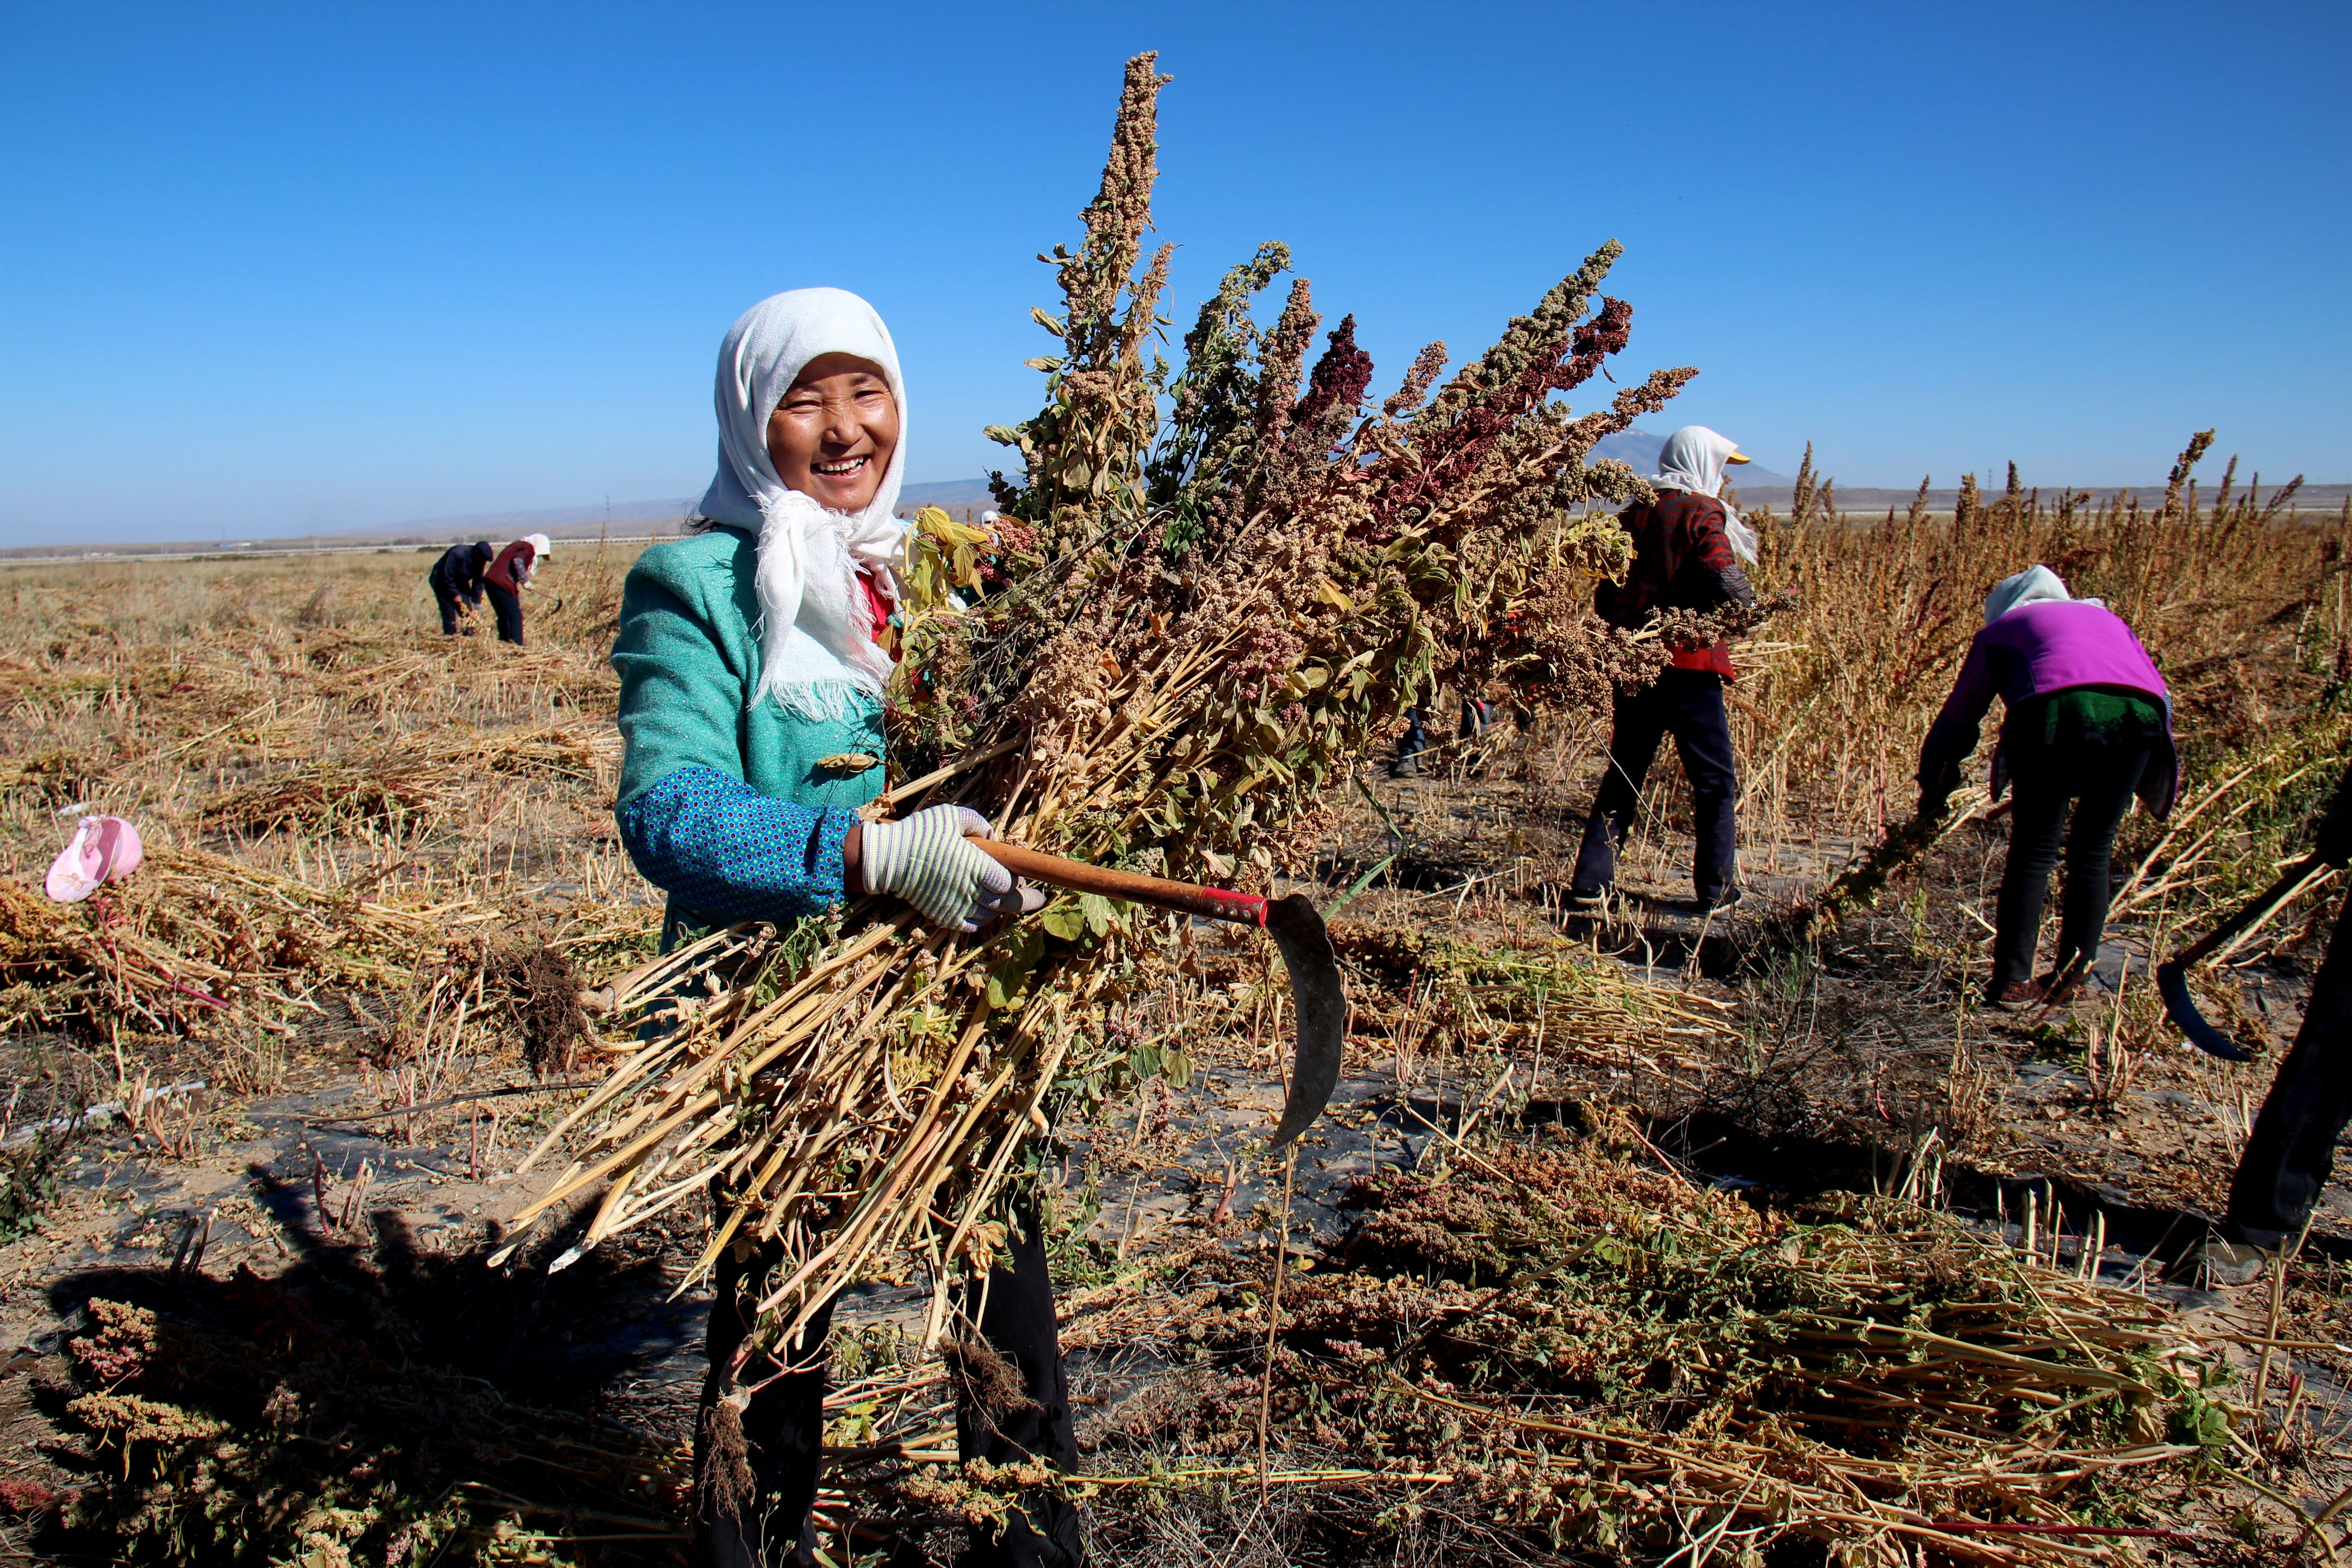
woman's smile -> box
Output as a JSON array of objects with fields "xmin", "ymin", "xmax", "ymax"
[{"xmin": 768, "ymin": 351, "xmax": 900, "ymax": 512}]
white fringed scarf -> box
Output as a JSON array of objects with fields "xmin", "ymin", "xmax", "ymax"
[
  {"xmin": 1650, "ymin": 425, "xmax": 1759, "ymax": 565},
  {"xmin": 694, "ymin": 287, "xmax": 909, "ymax": 719}
]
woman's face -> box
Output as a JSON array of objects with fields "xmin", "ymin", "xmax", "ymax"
[{"xmin": 766, "ymin": 353, "xmax": 900, "ymax": 513}]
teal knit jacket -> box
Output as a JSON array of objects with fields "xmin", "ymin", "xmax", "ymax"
[{"xmin": 611, "ymin": 525, "xmax": 887, "ymax": 931}]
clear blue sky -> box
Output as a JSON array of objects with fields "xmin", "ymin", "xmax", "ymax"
[{"xmin": 3, "ymin": 1, "xmax": 2346, "ymax": 544}]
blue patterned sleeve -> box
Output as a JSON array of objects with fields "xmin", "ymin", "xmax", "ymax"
[{"xmin": 616, "ymin": 765, "xmax": 858, "ymax": 925}]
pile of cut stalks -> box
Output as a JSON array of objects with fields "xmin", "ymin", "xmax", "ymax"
[
  {"xmin": 805, "ymin": 1119, "xmax": 2242, "ymax": 1568},
  {"xmin": 0, "ymin": 844, "xmax": 481, "ymax": 1035}
]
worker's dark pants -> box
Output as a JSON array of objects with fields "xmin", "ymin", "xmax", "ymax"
[
  {"xmin": 2230, "ymin": 892, "xmax": 2352, "ymax": 1243},
  {"xmin": 1990, "ymin": 735, "xmax": 2151, "ymax": 991},
  {"xmin": 1571, "ymin": 670, "xmax": 1738, "ymax": 902},
  {"xmin": 431, "ymin": 581, "xmax": 471, "ymax": 635},
  {"xmin": 485, "ymin": 583, "xmax": 524, "ymax": 646},
  {"xmin": 1396, "ymin": 707, "xmax": 1430, "ymax": 767},
  {"xmin": 696, "ymin": 1216, "xmax": 1083, "ymax": 1568},
  {"xmin": 1394, "ymin": 696, "xmax": 1495, "ymax": 770}
]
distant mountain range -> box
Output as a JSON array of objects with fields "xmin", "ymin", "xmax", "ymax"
[
  {"xmin": 360, "ymin": 427, "xmax": 2352, "ymax": 543},
  {"xmin": 368, "ymin": 432, "xmax": 1776, "ymax": 539},
  {"xmin": 898, "ymin": 477, "xmax": 1001, "ymax": 514},
  {"xmin": 366, "ymin": 477, "xmax": 1004, "ymax": 542}
]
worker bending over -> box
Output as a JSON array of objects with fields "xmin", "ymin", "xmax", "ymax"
[
  {"xmin": 1569, "ymin": 425, "xmax": 1757, "ymax": 913},
  {"xmin": 428, "ymin": 540, "xmax": 494, "ymax": 634},
  {"xmin": 484, "ymin": 532, "xmax": 550, "ymax": 646},
  {"xmin": 1917, "ymin": 566, "xmax": 2176, "ymax": 1009}
]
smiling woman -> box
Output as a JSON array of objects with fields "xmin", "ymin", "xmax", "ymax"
[{"xmin": 603, "ymin": 285, "xmax": 1073, "ymax": 1565}]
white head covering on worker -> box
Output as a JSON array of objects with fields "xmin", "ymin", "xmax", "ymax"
[
  {"xmin": 695, "ymin": 287, "xmax": 909, "ymax": 719},
  {"xmin": 1650, "ymin": 426, "xmax": 1759, "ymax": 565},
  {"xmin": 1982, "ymin": 563, "xmax": 2104, "ymax": 625}
]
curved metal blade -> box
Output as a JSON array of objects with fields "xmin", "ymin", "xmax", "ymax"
[
  {"xmin": 2156, "ymin": 960, "xmax": 2254, "ymax": 1062},
  {"xmin": 1263, "ymin": 892, "xmax": 1347, "ymax": 1147}
]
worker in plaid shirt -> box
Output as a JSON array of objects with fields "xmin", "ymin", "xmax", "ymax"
[{"xmin": 1569, "ymin": 426, "xmax": 1759, "ymax": 914}]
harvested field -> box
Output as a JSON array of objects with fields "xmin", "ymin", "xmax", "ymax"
[{"xmin": 0, "ymin": 485, "xmax": 2341, "ymax": 1567}]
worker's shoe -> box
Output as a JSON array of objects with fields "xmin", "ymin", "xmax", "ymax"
[
  {"xmin": 1986, "ymin": 978, "xmax": 2047, "ymax": 1012},
  {"xmin": 2196, "ymin": 1231, "xmax": 2283, "ymax": 1287},
  {"xmin": 2036, "ymin": 968, "xmax": 2087, "ymax": 1006},
  {"xmin": 1563, "ymin": 884, "xmax": 1610, "ymax": 913},
  {"xmin": 1389, "ymin": 728, "xmax": 1429, "ymax": 778},
  {"xmin": 1697, "ymin": 885, "xmax": 1745, "ymax": 916}
]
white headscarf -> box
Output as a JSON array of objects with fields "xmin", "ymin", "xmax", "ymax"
[
  {"xmin": 1984, "ymin": 564, "xmax": 2100, "ymax": 625},
  {"xmin": 696, "ymin": 287, "xmax": 910, "ymax": 719},
  {"xmin": 1650, "ymin": 425, "xmax": 1759, "ymax": 565}
]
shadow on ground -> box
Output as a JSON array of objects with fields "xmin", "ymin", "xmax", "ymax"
[{"xmin": 13, "ymin": 1166, "xmax": 695, "ymax": 1563}]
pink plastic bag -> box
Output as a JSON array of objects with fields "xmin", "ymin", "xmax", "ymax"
[{"xmin": 45, "ymin": 814, "xmax": 144, "ymax": 903}]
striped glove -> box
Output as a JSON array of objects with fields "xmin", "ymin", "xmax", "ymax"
[{"xmin": 858, "ymin": 805, "xmax": 1037, "ymax": 932}]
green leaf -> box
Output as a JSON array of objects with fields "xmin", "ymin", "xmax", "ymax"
[
  {"xmin": 1041, "ymin": 901, "xmax": 1087, "ymax": 942},
  {"xmin": 985, "ymin": 927, "xmax": 1045, "ymax": 1010},
  {"xmin": 1162, "ymin": 1048, "xmax": 1193, "ymax": 1089},
  {"xmin": 1325, "ymin": 853, "xmax": 1396, "ymax": 920},
  {"xmin": 1079, "ymin": 892, "xmax": 1121, "ymax": 938}
]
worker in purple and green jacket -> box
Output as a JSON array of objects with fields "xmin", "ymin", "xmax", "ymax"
[
  {"xmin": 610, "ymin": 287, "xmax": 1073, "ymax": 1568},
  {"xmin": 1918, "ymin": 565, "xmax": 2177, "ymax": 1010}
]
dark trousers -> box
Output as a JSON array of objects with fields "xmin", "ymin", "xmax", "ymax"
[
  {"xmin": 1571, "ymin": 669, "xmax": 1738, "ymax": 901},
  {"xmin": 431, "ymin": 581, "xmax": 471, "ymax": 634},
  {"xmin": 696, "ymin": 1218, "xmax": 1082, "ymax": 1568},
  {"xmin": 2230, "ymin": 891, "xmax": 2352, "ymax": 1242},
  {"xmin": 1991, "ymin": 736, "xmax": 2151, "ymax": 990},
  {"xmin": 1395, "ymin": 695, "xmax": 1497, "ymax": 766},
  {"xmin": 485, "ymin": 583, "xmax": 524, "ymax": 645}
]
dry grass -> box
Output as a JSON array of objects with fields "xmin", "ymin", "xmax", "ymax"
[
  {"xmin": 1, "ymin": 500, "xmax": 2342, "ymax": 1561},
  {"xmin": 1739, "ymin": 455, "xmax": 2351, "ymax": 901},
  {"xmin": 0, "ymin": 545, "xmax": 656, "ymax": 1117},
  {"xmin": 792, "ymin": 1113, "xmax": 2258, "ymax": 1568},
  {"xmin": 1, "ymin": 418, "xmax": 2345, "ymax": 1563}
]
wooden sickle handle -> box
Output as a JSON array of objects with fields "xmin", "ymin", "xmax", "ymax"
[
  {"xmin": 2175, "ymin": 853, "xmax": 2327, "ymax": 968},
  {"xmin": 971, "ymin": 838, "xmax": 1267, "ymax": 927}
]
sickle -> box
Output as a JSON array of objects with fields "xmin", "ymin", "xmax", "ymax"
[
  {"xmin": 970, "ymin": 839, "xmax": 1347, "ymax": 1147},
  {"xmin": 2156, "ymin": 853, "xmax": 2333, "ymax": 1062}
]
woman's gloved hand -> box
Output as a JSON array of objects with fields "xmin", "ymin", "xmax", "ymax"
[{"xmin": 857, "ymin": 805, "xmax": 1044, "ymax": 931}]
